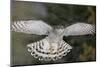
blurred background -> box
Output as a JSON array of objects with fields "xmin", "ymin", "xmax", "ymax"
[{"xmin": 11, "ymin": 0, "xmax": 96, "ymax": 66}]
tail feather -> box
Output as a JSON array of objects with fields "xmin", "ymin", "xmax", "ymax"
[{"xmin": 27, "ymin": 38, "xmax": 72, "ymax": 61}]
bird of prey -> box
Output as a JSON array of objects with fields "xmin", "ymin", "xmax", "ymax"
[{"xmin": 11, "ymin": 20, "xmax": 95, "ymax": 61}]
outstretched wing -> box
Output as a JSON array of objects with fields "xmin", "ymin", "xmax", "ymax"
[
  {"xmin": 64, "ymin": 23, "xmax": 95, "ymax": 36},
  {"xmin": 11, "ymin": 20, "xmax": 52, "ymax": 35}
]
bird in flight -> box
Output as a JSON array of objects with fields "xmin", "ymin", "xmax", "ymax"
[{"xmin": 11, "ymin": 20, "xmax": 95, "ymax": 61}]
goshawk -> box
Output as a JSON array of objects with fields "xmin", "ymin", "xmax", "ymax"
[{"xmin": 11, "ymin": 20, "xmax": 95, "ymax": 61}]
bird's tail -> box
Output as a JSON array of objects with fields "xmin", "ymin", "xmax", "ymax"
[{"xmin": 27, "ymin": 38, "xmax": 72, "ymax": 61}]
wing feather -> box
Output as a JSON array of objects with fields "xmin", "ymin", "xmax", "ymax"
[
  {"xmin": 64, "ymin": 23, "xmax": 95, "ymax": 36},
  {"xmin": 11, "ymin": 20, "xmax": 52, "ymax": 35}
]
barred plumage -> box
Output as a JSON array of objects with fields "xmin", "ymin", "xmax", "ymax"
[
  {"xmin": 11, "ymin": 20, "xmax": 95, "ymax": 61},
  {"xmin": 27, "ymin": 37, "xmax": 72, "ymax": 61},
  {"xmin": 64, "ymin": 23, "xmax": 95, "ymax": 36},
  {"xmin": 11, "ymin": 20, "xmax": 52, "ymax": 35},
  {"xmin": 11, "ymin": 21, "xmax": 27, "ymax": 33}
]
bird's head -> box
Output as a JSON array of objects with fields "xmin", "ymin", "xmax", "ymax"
[
  {"xmin": 47, "ymin": 26, "xmax": 65, "ymax": 43},
  {"xmin": 54, "ymin": 28, "xmax": 65, "ymax": 36},
  {"xmin": 53, "ymin": 26, "xmax": 65, "ymax": 36}
]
